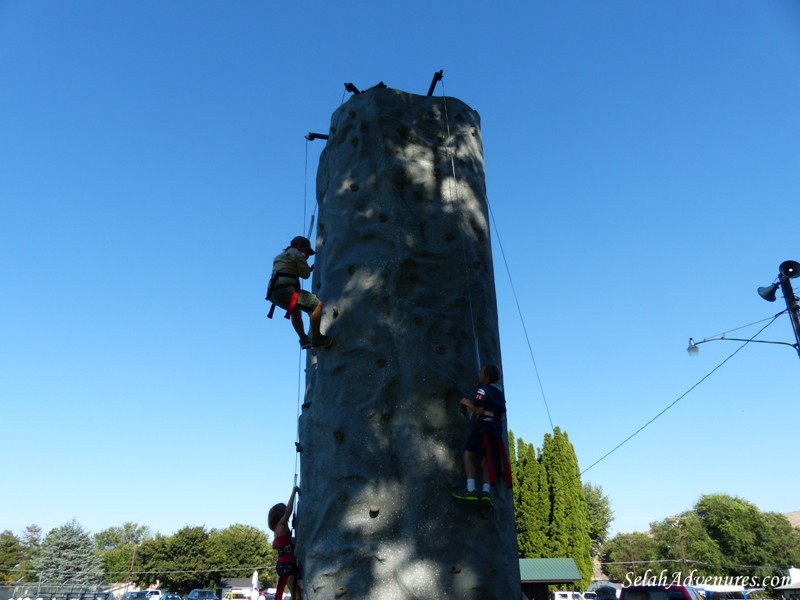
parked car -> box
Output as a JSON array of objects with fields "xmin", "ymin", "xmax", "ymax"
[
  {"xmin": 585, "ymin": 593, "xmax": 598, "ymax": 600},
  {"xmin": 554, "ymin": 593, "xmax": 586, "ymax": 600},
  {"xmin": 162, "ymin": 594, "xmax": 182, "ymax": 600},
  {"xmin": 186, "ymin": 591, "xmax": 218, "ymax": 600},
  {"xmin": 221, "ymin": 593, "xmax": 248, "ymax": 600},
  {"xmin": 146, "ymin": 592, "xmax": 162, "ymax": 600},
  {"xmin": 620, "ymin": 586, "xmax": 705, "ymax": 600},
  {"xmin": 124, "ymin": 593, "xmax": 149, "ymax": 600}
]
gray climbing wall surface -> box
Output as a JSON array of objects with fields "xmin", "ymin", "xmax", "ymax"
[{"xmin": 295, "ymin": 87, "xmax": 520, "ymax": 600}]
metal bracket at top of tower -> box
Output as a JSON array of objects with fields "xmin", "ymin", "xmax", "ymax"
[
  {"xmin": 342, "ymin": 70, "xmax": 444, "ymax": 98},
  {"xmin": 306, "ymin": 72, "xmax": 446, "ymax": 143}
]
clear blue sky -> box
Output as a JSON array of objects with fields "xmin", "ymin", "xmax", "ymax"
[{"xmin": 2, "ymin": 1, "xmax": 799, "ymax": 544}]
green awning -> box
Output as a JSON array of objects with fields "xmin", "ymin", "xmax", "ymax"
[{"xmin": 519, "ymin": 558, "xmax": 581, "ymax": 583}]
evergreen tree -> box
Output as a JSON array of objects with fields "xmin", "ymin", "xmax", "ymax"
[
  {"xmin": 21, "ymin": 525, "xmax": 42, "ymax": 558},
  {"xmin": 0, "ymin": 531, "xmax": 25, "ymax": 584},
  {"xmin": 541, "ymin": 427, "xmax": 593, "ymax": 587},
  {"xmin": 13, "ymin": 524, "xmax": 42, "ymax": 585},
  {"xmin": 510, "ymin": 432, "xmax": 549, "ymax": 558},
  {"xmin": 35, "ymin": 520, "xmax": 103, "ymax": 586}
]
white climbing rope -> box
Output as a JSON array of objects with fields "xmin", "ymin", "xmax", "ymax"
[{"xmin": 437, "ymin": 75, "xmax": 555, "ymax": 431}]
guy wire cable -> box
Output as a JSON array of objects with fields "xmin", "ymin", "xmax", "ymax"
[{"xmin": 538, "ymin": 314, "xmax": 783, "ymax": 502}]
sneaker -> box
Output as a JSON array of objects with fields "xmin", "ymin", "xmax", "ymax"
[
  {"xmin": 311, "ymin": 335, "xmax": 332, "ymax": 349},
  {"xmin": 452, "ymin": 489, "xmax": 479, "ymax": 502},
  {"xmin": 299, "ymin": 337, "xmax": 312, "ymax": 350},
  {"xmin": 479, "ymin": 491, "xmax": 493, "ymax": 507}
]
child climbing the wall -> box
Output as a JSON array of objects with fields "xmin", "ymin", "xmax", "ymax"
[
  {"xmin": 268, "ymin": 485, "xmax": 300, "ymax": 600},
  {"xmin": 266, "ymin": 236, "xmax": 331, "ymax": 350},
  {"xmin": 452, "ymin": 364, "xmax": 510, "ymax": 507}
]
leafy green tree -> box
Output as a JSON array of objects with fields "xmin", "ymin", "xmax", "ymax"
[
  {"xmin": 95, "ymin": 522, "xmax": 151, "ymax": 551},
  {"xmin": 94, "ymin": 522, "xmax": 152, "ymax": 584},
  {"xmin": 510, "ymin": 431, "xmax": 549, "ymax": 558},
  {"xmin": 208, "ymin": 525, "xmax": 276, "ymax": 587},
  {"xmin": 600, "ymin": 531, "xmax": 661, "ymax": 582},
  {"xmin": 650, "ymin": 512, "xmax": 724, "ymax": 578},
  {"xmin": 695, "ymin": 494, "xmax": 774, "ymax": 579},
  {"xmin": 97, "ymin": 544, "xmax": 136, "ymax": 585},
  {"xmin": 601, "ymin": 493, "xmax": 800, "ymax": 589},
  {"xmin": 762, "ymin": 511, "xmax": 800, "ymax": 568},
  {"xmin": 0, "ymin": 531, "xmax": 25, "ymax": 584},
  {"xmin": 583, "ymin": 482, "xmax": 614, "ymax": 558},
  {"xmin": 541, "ymin": 427, "xmax": 593, "ymax": 588},
  {"xmin": 35, "ymin": 520, "xmax": 103, "ymax": 586},
  {"xmin": 135, "ymin": 526, "xmax": 218, "ymax": 594}
]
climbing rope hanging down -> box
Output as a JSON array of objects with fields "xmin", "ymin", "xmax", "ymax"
[
  {"xmin": 437, "ymin": 74, "xmax": 515, "ymax": 489},
  {"xmin": 437, "ymin": 76, "xmax": 482, "ymax": 369},
  {"xmin": 437, "ymin": 74, "xmax": 555, "ymax": 432}
]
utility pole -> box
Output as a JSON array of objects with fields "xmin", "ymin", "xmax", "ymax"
[{"xmin": 674, "ymin": 517, "xmax": 688, "ymax": 577}]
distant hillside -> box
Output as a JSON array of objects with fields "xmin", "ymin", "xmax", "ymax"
[{"xmin": 786, "ymin": 512, "xmax": 800, "ymax": 527}]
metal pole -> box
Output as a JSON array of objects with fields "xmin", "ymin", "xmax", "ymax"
[{"xmin": 778, "ymin": 273, "xmax": 800, "ymax": 359}]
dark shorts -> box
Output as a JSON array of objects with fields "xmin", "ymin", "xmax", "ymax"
[
  {"xmin": 271, "ymin": 286, "xmax": 320, "ymax": 314},
  {"xmin": 276, "ymin": 561, "xmax": 296, "ymax": 577},
  {"xmin": 464, "ymin": 424, "xmax": 502, "ymax": 454}
]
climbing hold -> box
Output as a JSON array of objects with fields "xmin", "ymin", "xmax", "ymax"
[
  {"xmin": 337, "ymin": 492, "xmax": 348, "ymax": 503},
  {"xmin": 451, "ymin": 565, "xmax": 462, "ymax": 574},
  {"xmin": 434, "ymin": 167, "xmax": 441, "ymax": 177},
  {"xmin": 378, "ymin": 213, "xmax": 388, "ymax": 223},
  {"xmin": 295, "ymin": 442, "xmax": 303, "ymax": 453},
  {"xmin": 376, "ymin": 358, "xmax": 386, "ymax": 369},
  {"xmin": 350, "ymin": 182, "xmax": 359, "ymax": 191},
  {"xmin": 347, "ymin": 265, "xmax": 356, "ymax": 275},
  {"xmin": 302, "ymin": 401, "xmax": 312, "ymax": 409},
  {"xmin": 351, "ymin": 137, "xmax": 359, "ymax": 146},
  {"xmin": 332, "ymin": 307, "xmax": 340, "ymax": 319},
  {"xmin": 369, "ymin": 506, "xmax": 380, "ymax": 518},
  {"xmin": 335, "ymin": 587, "xmax": 347, "ymax": 598},
  {"xmin": 333, "ymin": 431, "xmax": 344, "ymax": 444}
]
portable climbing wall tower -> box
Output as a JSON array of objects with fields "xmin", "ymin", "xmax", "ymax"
[{"xmin": 295, "ymin": 86, "xmax": 520, "ymax": 600}]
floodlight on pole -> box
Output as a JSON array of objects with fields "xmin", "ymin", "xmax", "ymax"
[{"xmin": 687, "ymin": 259, "xmax": 800, "ymax": 360}]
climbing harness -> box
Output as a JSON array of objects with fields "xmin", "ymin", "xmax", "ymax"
[
  {"xmin": 482, "ymin": 432, "xmax": 513, "ymax": 488},
  {"xmin": 265, "ymin": 271, "xmax": 300, "ymax": 319}
]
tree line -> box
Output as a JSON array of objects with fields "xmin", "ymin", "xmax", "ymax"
[
  {"xmin": 4, "ymin": 427, "xmax": 797, "ymax": 594},
  {"xmin": 1, "ymin": 426, "xmax": 607, "ymax": 594},
  {"xmin": 601, "ymin": 493, "xmax": 800, "ymax": 585},
  {"xmin": 509, "ymin": 426, "xmax": 611, "ymax": 589},
  {"xmin": 506, "ymin": 426, "xmax": 800, "ymax": 592},
  {"xmin": 0, "ymin": 522, "xmax": 279, "ymax": 595}
]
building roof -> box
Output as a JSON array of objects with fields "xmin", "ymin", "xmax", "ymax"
[
  {"xmin": 520, "ymin": 558, "xmax": 582, "ymax": 583},
  {"xmin": 220, "ymin": 579, "xmax": 253, "ymax": 589}
]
